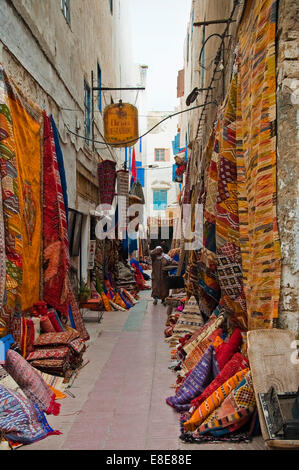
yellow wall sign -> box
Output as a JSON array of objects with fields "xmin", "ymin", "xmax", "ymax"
[{"xmin": 104, "ymin": 102, "xmax": 139, "ymax": 147}]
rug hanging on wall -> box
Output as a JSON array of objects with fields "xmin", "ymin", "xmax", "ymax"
[
  {"xmin": 43, "ymin": 113, "xmax": 70, "ymax": 317},
  {"xmin": 98, "ymin": 159, "xmax": 116, "ymax": 206},
  {"xmin": 236, "ymin": 0, "xmax": 281, "ymax": 329},
  {"xmin": 0, "ymin": 66, "xmax": 23, "ymax": 330},
  {"xmin": 6, "ymin": 72, "xmax": 43, "ymax": 312}
]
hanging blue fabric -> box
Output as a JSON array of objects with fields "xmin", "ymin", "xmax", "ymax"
[
  {"xmin": 68, "ymin": 305, "xmax": 76, "ymax": 329},
  {"xmin": 51, "ymin": 115, "xmax": 68, "ymax": 224}
]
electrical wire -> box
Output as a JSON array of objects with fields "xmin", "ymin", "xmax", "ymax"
[{"xmin": 64, "ymin": 101, "xmax": 217, "ymax": 147}]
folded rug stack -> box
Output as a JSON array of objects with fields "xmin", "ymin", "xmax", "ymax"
[{"xmin": 26, "ymin": 330, "xmax": 86, "ymax": 378}]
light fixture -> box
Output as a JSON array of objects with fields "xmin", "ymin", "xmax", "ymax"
[{"xmin": 186, "ymin": 87, "xmax": 213, "ymax": 106}]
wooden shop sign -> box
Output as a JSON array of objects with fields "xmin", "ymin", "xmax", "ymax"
[{"xmin": 104, "ymin": 101, "xmax": 138, "ymax": 148}]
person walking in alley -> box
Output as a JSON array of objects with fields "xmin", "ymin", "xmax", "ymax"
[{"xmin": 150, "ymin": 245, "xmax": 177, "ymax": 305}]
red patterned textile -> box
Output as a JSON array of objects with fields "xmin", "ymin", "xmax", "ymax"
[
  {"xmin": 34, "ymin": 330, "xmax": 79, "ymax": 348},
  {"xmin": 29, "ymin": 359, "xmax": 69, "ymax": 376},
  {"xmin": 48, "ymin": 310, "xmax": 63, "ymax": 332},
  {"xmin": 190, "ymin": 352, "xmax": 249, "ymax": 409},
  {"xmin": 67, "ymin": 278, "xmax": 90, "ymax": 341},
  {"xmin": 27, "ymin": 347, "xmax": 70, "ymax": 362},
  {"xmin": 40, "ymin": 316, "xmax": 56, "ymax": 333},
  {"xmin": 214, "ymin": 328, "xmax": 242, "ymax": 370},
  {"xmin": 97, "ymin": 159, "xmax": 116, "ymax": 205},
  {"xmin": 4, "ymin": 349, "xmax": 60, "ymax": 415},
  {"xmin": 43, "ymin": 113, "xmax": 69, "ymax": 316}
]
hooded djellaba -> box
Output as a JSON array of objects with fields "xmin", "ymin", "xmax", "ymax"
[{"xmin": 150, "ymin": 246, "xmax": 178, "ymax": 305}]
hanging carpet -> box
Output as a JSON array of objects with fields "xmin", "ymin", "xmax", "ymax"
[{"xmin": 236, "ymin": 0, "xmax": 281, "ymax": 329}]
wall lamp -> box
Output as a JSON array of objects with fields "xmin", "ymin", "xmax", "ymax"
[{"xmin": 186, "ymin": 87, "xmax": 214, "ymax": 106}]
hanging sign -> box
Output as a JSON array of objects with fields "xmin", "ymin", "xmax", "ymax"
[{"xmin": 104, "ymin": 101, "xmax": 138, "ymax": 148}]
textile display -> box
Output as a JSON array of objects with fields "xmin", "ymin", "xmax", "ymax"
[
  {"xmin": 0, "ymin": 155, "xmax": 5, "ymax": 310},
  {"xmin": 33, "ymin": 330, "xmax": 79, "ymax": 348},
  {"xmin": 29, "ymin": 358, "xmax": 70, "ymax": 376},
  {"xmin": 0, "ymin": 384, "xmax": 61, "ymax": 444},
  {"xmin": 34, "ymin": 371, "xmax": 67, "ymax": 393},
  {"xmin": 48, "ymin": 309, "xmax": 64, "ymax": 332},
  {"xmin": 166, "ymin": 346, "xmax": 219, "ymax": 412},
  {"xmin": 0, "ymin": 67, "xmax": 23, "ymax": 330},
  {"xmin": 116, "ymin": 170, "xmax": 129, "ymax": 237},
  {"xmin": 190, "ymin": 352, "xmax": 249, "ymax": 410},
  {"xmin": 31, "ymin": 330, "xmax": 85, "ymax": 375},
  {"xmin": 166, "ymin": 297, "xmax": 204, "ymax": 345},
  {"xmin": 180, "ymin": 328, "xmax": 223, "ymax": 376},
  {"xmin": 43, "ymin": 113, "xmax": 70, "ymax": 316},
  {"xmin": 20, "ymin": 317, "xmax": 35, "ymax": 357},
  {"xmin": 0, "ymin": 365, "xmax": 26, "ymax": 397},
  {"xmin": 178, "ymin": 313, "xmax": 217, "ymax": 358},
  {"xmin": 214, "ymin": 74, "xmax": 248, "ymax": 330},
  {"xmin": 40, "ymin": 315, "xmax": 56, "ymax": 333},
  {"xmin": 6, "ymin": 76, "xmax": 42, "ymax": 312},
  {"xmin": 67, "ymin": 277, "xmax": 90, "ymax": 341},
  {"xmin": 214, "ymin": 328, "xmax": 242, "ymax": 370},
  {"xmin": 183, "ymin": 368, "xmax": 249, "ymax": 432},
  {"xmin": 236, "ymin": 0, "xmax": 280, "ymax": 328},
  {"xmin": 97, "ymin": 159, "xmax": 116, "ymax": 206},
  {"xmin": 195, "ymin": 126, "xmax": 221, "ymax": 317},
  {"xmin": 4, "ymin": 349, "xmax": 60, "ymax": 415},
  {"xmin": 181, "ymin": 313, "xmax": 224, "ymax": 360},
  {"xmin": 27, "ymin": 347, "xmax": 70, "ymax": 362},
  {"xmin": 50, "ymin": 116, "xmax": 68, "ymax": 224},
  {"xmin": 193, "ymin": 371, "xmax": 256, "ymax": 437}
]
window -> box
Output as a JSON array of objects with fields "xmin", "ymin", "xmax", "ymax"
[
  {"xmin": 61, "ymin": 0, "xmax": 70, "ymax": 24},
  {"xmin": 97, "ymin": 63, "xmax": 102, "ymax": 113},
  {"xmin": 84, "ymin": 80, "xmax": 91, "ymax": 144},
  {"xmin": 154, "ymin": 149, "xmax": 166, "ymax": 162},
  {"xmin": 153, "ymin": 190, "xmax": 167, "ymax": 210},
  {"xmin": 109, "ymin": 0, "xmax": 113, "ymax": 15}
]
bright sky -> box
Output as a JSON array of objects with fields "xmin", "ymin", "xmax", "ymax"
[{"xmin": 130, "ymin": 0, "xmax": 192, "ymax": 112}]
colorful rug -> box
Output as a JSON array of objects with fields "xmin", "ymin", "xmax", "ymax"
[
  {"xmin": 0, "ymin": 66, "xmax": 23, "ymax": 330},
  {"xmin": 215, "ymin": 74, "xmax": 248, "ymax": 330},
  {"xmin": 43, "ymin": 113, "xmax": 70, "ymax": 316},
  {"xmin": 166, "ymin": 345, "xmax": 217, "ymax": 412},
  {"xmin": 183, "ymin": 368, "xmax": 249, "ymax": 432},
  {"xmin": 6, "ymin": 76, "xmax": 42, "ymax": 312},
  {"xmin": 194, "ymin": 371, "xmax": 256, "ymax": 436},
  {"xmin": 98, "ymin": 159, "xmax": 116, "ymax": 206},
  {"xmin": 236, "ymin": 0, "xmax": 281, "ymax": 329},
  {"xmin": 0, "ymin": 384, "xmax": 61, "ymax": 444},
  {"xmin": 166, "ymin": 296, "xmax": 204, "ymax": 345},
  {"xmin": 190, "ymin": 352, "xmax": 250, "ymax": 410},
  {"xmin": 4, "ymin": 349, "xmax": 60, "ymax": 415}
]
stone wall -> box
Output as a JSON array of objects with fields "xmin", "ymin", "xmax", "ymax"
[{"xmin": 276, "ymin": 0, "xmax": 299, "ymax": 336}]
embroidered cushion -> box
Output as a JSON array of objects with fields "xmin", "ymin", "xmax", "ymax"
[
  {"xmin": 4, "ymin": 349, "xmax": 61, "ymax": 415},
  {"xmin": 34, "ymin": 330, "xmax": 79, "ymax": 348},
  {"xmin": 0, "ymin": 384, "xmax": 61, "ymax": 444},
  {"xmin": 183, "ymin": 368, "xmax": 249, "ymax": 432},
  {"xmin": 195, "ymin": 371, "xmax": 256, "ymax": 437}
]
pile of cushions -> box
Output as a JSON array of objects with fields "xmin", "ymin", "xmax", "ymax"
[
  {"xmin": 165, "ymin": 312, "xmax": 256, "ymax": 442},
  {"xmin": 26, "ymin": 330, "xmax": 85, "ymax": 377},
  {"xmin": 0, "ymin": 349, "xmax": 64, "ymax": 445}
]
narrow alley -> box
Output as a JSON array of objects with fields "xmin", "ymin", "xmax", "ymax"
[{"xmin": 0, "ymin": 0, "xmax": 298, "ymax": 455}]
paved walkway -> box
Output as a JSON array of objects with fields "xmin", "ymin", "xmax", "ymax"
[{"xmin": 21, "ymin": 290, "xmax": 267, "ymax": 451}]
